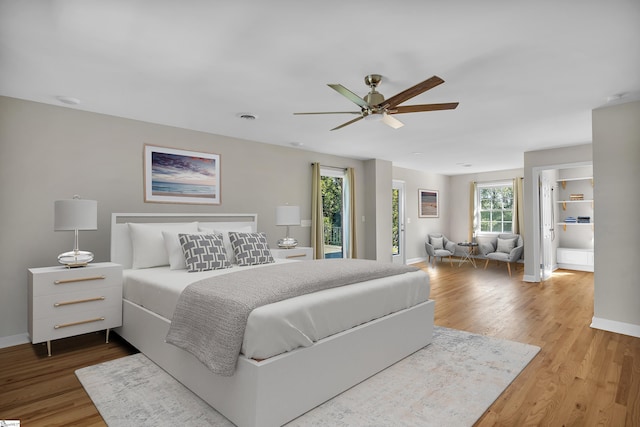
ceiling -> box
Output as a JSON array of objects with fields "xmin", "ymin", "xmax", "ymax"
[{"xmin": 1, "ymin": 1, "xmax": 639, "ymax": 176}]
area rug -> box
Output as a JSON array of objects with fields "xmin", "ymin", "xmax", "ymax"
[{"xmin": 76, "ymin": 327, "xmax": 539, "ymax": 426}]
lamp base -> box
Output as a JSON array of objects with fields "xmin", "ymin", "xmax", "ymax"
[
  {"xmin": 58, "ymin": 250, "xmax": 94, "ymax": 268},
  {"xmin": 277, "ymin": 237, "xmax": 298, "ymax": 249}
]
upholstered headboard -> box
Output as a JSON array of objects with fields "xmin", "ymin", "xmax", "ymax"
[{"xmin": 110, "ymin": 213, "xmax": 258, "ymax": 269}]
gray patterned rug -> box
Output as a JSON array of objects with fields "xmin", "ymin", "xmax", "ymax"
[{"xmin": 76, "ymin": 327, "xmax": 539, "ymax": 426}]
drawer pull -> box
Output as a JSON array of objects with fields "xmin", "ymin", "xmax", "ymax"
[
  {"xmin": 54, "ymin": 275, "xmax": 106, "ymax": 285},
  {"xmin": 286, "ymin": 253, "xmax": 307, "ymax": 259},
  {"xmin": 54, "ymin": 317, "xmax": 105, "ymax": 329},
  {"xmin": 54, "ymin": 296, "xmax": 105, "ymax": 307}
]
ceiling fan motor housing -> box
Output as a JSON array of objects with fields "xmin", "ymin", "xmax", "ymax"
[{"xmin": 364, "ymin": 91, "xmax": 384, "ymax": 109}]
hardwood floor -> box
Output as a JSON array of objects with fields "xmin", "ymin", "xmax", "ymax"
[{"xmin": 1, "ymin": 262, "xmax": 638, "ymax": 426}]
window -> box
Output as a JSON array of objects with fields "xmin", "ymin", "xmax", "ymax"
[{"xmin": 477, "ymin": 182, "xmax": 513, "ymax": 233}]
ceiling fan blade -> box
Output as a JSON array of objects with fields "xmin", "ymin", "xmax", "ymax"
[
  {"xmin": 381, "ymin": 113, "xmax": 404, "ymax": 129},
  {"xmin": 390, "ymin": 102, "xmax": 459, "ymax": 114},
  {"xmin": 379, "ymin": 76, "xmax": 445, "ymax": 109},
  {"xmin": 294, "ymin": 111, "xmax": 361, "ymax": 115},
  {"xmin": 328, "ymin": 84, "xmax": 371, "ymax": 109},
  {"xmin": 331, "ymin": 116, "xmax": 364, "ymax": 131}
]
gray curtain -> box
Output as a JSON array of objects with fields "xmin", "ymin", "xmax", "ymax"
[
  {"xmin": 513, "ymin": 177, "xmax": 524, "ymax": 238},
  {"xmin": 345, "ymin": 167, "xmax": 357, "ymax": 258},
  {"xmin": 469, "ymin": 181, "xmax": 477, "ymax": 241},
  {"xmin": 311, "ymin": 163, "xmax": 324, "ymax": 259}
]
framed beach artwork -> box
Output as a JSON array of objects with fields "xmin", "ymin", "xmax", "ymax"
[
  {"xmin": 144, "ymin": 145, "xmax": 220, "ymax": 205},
  {"xmin": 418, "ymin": 189, "xmax": 438, "ymax": 218}
]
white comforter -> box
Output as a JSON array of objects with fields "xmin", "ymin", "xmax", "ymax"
[{"xmin": 123, "ymin": 260, "xmax": 430, "ymax": 359}]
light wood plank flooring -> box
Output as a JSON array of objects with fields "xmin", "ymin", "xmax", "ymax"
[{"xmin": 1, "ymin": 261, "xmax": 639, "ymax": 426}]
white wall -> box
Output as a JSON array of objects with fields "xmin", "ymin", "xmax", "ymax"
[
  {"xmin": 592, "ymin": 100, "xmax": 640, "ymax": 337},
  {"xmin": 0, "ymin": 96, "xmax": 377, "ymax": 341},
  {"xmin": 522, "ymin": 144, "xmax": 593, "ymax": 281},
  {"xmin": 364, "ymin": 159, "xmax": 393, "ymax": 262}
]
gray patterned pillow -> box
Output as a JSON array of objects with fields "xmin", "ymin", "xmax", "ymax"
[
  {"xmin": 228, "ymin": 231, "xmax": 275, "ymax": 266},
  {"xmin": 179, "ymin": 233, "xmax": 230, "ymax": 272}
]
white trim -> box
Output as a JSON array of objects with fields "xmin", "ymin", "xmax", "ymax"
[
  {"xmin": 522, "ymin": 274, "xmax": 538, "ymax": 282},
  {"xmin": 407, "ymin": 257, "xmax": 427, "ymax": 265},
  {"xmin": 0, "ymin": 333, "xmax": 30, "ymax": 349},
  {"xmin": 591, "ymin": 317, "xmax": 640, "ymax": 338}
]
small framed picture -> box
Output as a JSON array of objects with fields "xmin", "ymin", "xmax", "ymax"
[
  {"xmin": 418, "ymin": 189, "xmax": 439, "ymax": 218},
  {"xmin": 144, "ymin": 144, "xmax": 220, "ymax": 205}
]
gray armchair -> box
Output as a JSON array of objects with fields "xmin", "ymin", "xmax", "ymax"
[
  {"xmin": 424, "ymin": 233, "xmax": 456, "ymax": 268},
  {"xmin": 481, "ymin": 233, "xmax": 524, "ymax": 277}
]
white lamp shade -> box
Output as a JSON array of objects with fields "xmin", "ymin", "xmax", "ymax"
[
  {"xmin": 54, "ymin": 198, "xmax": 98, "ymax": 231},
  {"xmin": 276, "ymin": 205, "xmax": 301, "ymax": 226}
]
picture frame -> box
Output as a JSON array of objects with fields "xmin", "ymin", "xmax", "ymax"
[
  {"xmin": 418, "ymin": 189, "xmax": 439, "ymax": 218},
  {"xmin": 144, "ymin": 144, "xmax": 220, "ymax": 205}
]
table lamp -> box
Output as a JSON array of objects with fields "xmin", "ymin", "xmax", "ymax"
[
  {"xmin": 54, "ymin": 195, "xmax": 97, "ymax": 267},
  {"xmin": 276, "ymin": 205, "xmax": 300, "ymax": 248}
]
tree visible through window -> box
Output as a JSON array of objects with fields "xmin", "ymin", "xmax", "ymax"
[
  {"xmin": 477, "ymin": 183, "xmax": 513, "ymax": 233},
  {"xmin": 321, "ymin": 174, "xmax": 343, "ymax": 258},
  {"xmin": 392, "ymin": 188, "xmax": 399, "ymax": 255}
]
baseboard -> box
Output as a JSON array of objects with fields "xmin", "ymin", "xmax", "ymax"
[
  {"xmin": 0, "ymin": 333, "xmax": 30, "ymax": 349},
  {"xmin": 407, "ymin": 257, "xmax": 427, "ymax": 265},
  {"xmin": 591, "ymin": 317, "xmax": 640, "ymax": 338},
  {"xmin": 522, "ymin": 274, "xmax": 538, "ymax": 283},
  {"xmin": 557, "ymin": 263, "xmax": 594, "ymax": 272}
]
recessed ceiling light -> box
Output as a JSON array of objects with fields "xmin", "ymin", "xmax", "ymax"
[
  {"xmin": 290, "ymin": 142, "xmax": 304, "ymax": 147},
  {"xmin": 457, "ymin": 162, "xmax": 473, "ymax": 168},
  {"xmin": 56, "ymin": 96, "xmax": 81, "ymax": 105},
  {"xmin": 411, "ymin": 152, "xmax": 424, "ymax": 155},
  {"xmin": 606, "ymin": 92, "xmax": 626, "ymax": 102},
  {"xmin": 236, "ymin": 113, "xmax": 257, "ymax": 120}
]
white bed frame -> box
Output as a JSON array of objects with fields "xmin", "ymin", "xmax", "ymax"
[{"xmin": 111, "ymin": 213, "xmax": 435, "ymax": 427}]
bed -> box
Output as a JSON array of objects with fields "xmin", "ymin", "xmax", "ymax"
[{"xmin": 111, "ymin": 213, "xmax": 434, "ymax": 427}]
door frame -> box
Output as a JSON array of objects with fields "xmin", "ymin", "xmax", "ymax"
[{"xmin": 392, "ymin": 180, "xmax": 406, "ymax": 265}]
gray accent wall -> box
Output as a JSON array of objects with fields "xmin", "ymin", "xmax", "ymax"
[
  {"xmin": 0, "ymin": 96, "xmax": 376, "ymax": 340},
  {"xmin": 391, "ymin": 167, "xmax": 451, "ymax": 262},
  {"xmin": 592, "ymin": 100, "xmax": 640, "ymax": 336}
]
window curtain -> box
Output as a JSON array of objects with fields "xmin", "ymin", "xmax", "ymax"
[
  {"xmin": 469, "ymin": 181, "xmax": 477, "ymax": 241},
  {"xmin": 344, "ymin": 167, "xmax": 357, "ymax": 258},
  {"xmin": 513, "ymin": 177, "xmax": 524, "ymax": 238},
  {"xmin": 311, "ymin": 163, "xmax": 324, "ymax": 259}
]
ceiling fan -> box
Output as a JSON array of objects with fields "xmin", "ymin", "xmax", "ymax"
[{"xmin": 294, "ymin": 74, "xmax": 458, "ymax": 131}]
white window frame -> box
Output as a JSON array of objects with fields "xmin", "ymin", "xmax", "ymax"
[{"xmin": 475, "ymin": 180, "xmax": 514, "ymax": 234}]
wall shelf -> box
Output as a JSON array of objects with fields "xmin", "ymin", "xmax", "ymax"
[
  {"xmin": 557, "ymin": 200, "xmax": 594, "ymax": 210},
  {"xmin": 557, "ymin": 222, "xmax": 594, "ymax": 231},
  {"xmin": 557, "ymin": 176, "xmax": 593, "ymax": 189},
  {"xmin": 555, "ymin": 170, "xmax": 594, "ymax": 270}
]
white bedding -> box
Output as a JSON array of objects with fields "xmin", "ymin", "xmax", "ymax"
[{"xmin": 123, "ymin": 260, "xmax": 430, "ymax": 359}]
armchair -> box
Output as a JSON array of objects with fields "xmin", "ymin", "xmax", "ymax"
[
  {"xmin": 481, "ymin": 233, "xmax": 524, "ymax": 277},
  {"xmin": 424, "ymin": 233, "xmax": 456, "ymax": 268}
]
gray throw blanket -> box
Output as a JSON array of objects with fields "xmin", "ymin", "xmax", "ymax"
[{"xmin": 165, "ymin": 258, "xmax": 419, "ymax": 376}]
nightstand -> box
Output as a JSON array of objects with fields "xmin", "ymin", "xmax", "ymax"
[
  {"xmin": 270, "ymin": 246, "xmax": 313, "ymax": 260},
  {"xmin": 28, "ymin": 262, "xmax": 123, "ymax": 356}
]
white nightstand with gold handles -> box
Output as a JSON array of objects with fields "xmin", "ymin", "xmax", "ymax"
[
  {"xmin": 270, "ymin": 247, "xmax": 313, "ymax": 260},
  {"xmin": 28, "ymin": 262, "xmax": 123, "ymax": 356}
]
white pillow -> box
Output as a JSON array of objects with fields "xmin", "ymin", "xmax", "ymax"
[
  {"xmin": 162, "ymin": 230, "xmax": 208, "ymax": 270},
  {"xmin": 128, "ymin": 222, "xmax": 198, "ymax": 269},
  {"xmin": 199, "ymin": 224, "xmax": 253, "ymax": 265}
]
